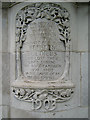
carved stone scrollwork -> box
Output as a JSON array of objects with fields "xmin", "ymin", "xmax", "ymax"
[{"xmin": 12, "ymin": 3, "xmax": 75, "ymax": 111}]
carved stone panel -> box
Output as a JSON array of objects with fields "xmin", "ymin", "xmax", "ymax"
[{"xmin": 12, "ymin": 3, "xmax": 75, "ymax": 111}]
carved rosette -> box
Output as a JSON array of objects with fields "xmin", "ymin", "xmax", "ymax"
[{"xmin": 12, "ymin": 3, "xmax": 75, "ymax": 111}]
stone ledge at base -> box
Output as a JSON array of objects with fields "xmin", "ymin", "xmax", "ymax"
[
  {"xmin": 11, "ymin": 76, "xmax": 75, "ymax": 89},
  {"xmin": 11, "ymin": 77, "xmax": 75, "ymax": 111}
]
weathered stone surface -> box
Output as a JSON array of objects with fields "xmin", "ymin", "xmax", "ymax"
[
  {"xmin": 10, "ymin": 106, "xmax": 88, "ymax": 118},
  {"xmin": 81, "ymin": 53, "xmax": 88, "ymax": 107},
  {"xmin": 2, "ymin": 53, "xmax": 10, "ymax": 106},
  {"xmin": 77, "ymin": 4, "xmax": 88, "ymax": 52},
  {"xmin": 2, "ymin": 106, "xmax": 10, "ymax": 118},
  {"xmin": 69, "ymin": 52, "xmax": 81, "ymax": 107},
  {"xmin": 0, "ymin": 4, "xmax": 2, "ymax": 52},
  {"xmin": 2, "ymin": 9, "xmax": 9, "ymax": 53},
  {"xmin": 0, "ymin": 106, "xmax": 2, "ymax": 119},
  {"xmin": 0, "ymin": 53, "xmax": 2, "ymax": 106}
]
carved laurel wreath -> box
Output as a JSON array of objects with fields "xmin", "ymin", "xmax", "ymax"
[{"xmin": 13, "ymin": 3, "xmax": 74, "ymax": 111}]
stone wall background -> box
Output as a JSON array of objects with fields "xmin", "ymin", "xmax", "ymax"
[{"xmin": 0, "ymin": 1, "xmax": 88, "ymax": 118}]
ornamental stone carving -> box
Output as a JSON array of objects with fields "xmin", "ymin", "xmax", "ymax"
[{"xmin": 12, "ymin": 3, "xmax": 75, "ymax": 111}]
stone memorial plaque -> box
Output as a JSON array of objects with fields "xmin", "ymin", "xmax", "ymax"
[
  {"xmin": 22, "ymin": 19, "xmax": 65, "ymax": 81},
  {"xmin": 12, "ymin": 3, "xmax": 75, "ymax": 111}
]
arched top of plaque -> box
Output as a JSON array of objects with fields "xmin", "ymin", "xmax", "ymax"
[
  {"xmin": 16, "ymin": 3, "xmax": 71, "ymax": 49},
  {"xmin": 12, "ymin": 3, "xmax": 75, "ymax": 100}
]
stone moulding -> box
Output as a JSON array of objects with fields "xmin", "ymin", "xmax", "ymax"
[{"xmin": 11, "ymin": 3, "xmax": 75, "ymax": 111}]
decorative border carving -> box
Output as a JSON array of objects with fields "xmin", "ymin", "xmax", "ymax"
[{"xmin": 15, "ymin": 3, "xmax": 71, "ymax": 80}]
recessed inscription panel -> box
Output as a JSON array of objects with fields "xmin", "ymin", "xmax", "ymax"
[{"xmin": 21, "ymin": 19, "xmax": 65, "ymax": 81}]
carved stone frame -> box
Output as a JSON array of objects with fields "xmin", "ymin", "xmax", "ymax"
[{"xmin": 12, "ymin": 3, "xmax": 75, "ymax": 111}]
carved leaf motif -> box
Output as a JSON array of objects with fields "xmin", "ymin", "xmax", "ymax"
[
  {"xmin": 19, "ymin": 88, "xmax": 25, "ymax": 96},
  {"xmin": 59, "ymin": 34, "xmax": 66, "ymax": 41},
  {"xmin": 39, "ymin": 93, "xmax": 48, "ymax": 100},
  {"xmin": 54, "ymin": 18, "xmax": 61, "ymax": 23},
  {"xmin": 36, "ymin": 12, "xmax": 41, "ymax": 19},
  {"xmin": 16, "ymin": 3, "xmax": 70, "ymax": 48},
  {"xmin": 63, "ymin": 21, "xmax": 70, "ymax": 27}
]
